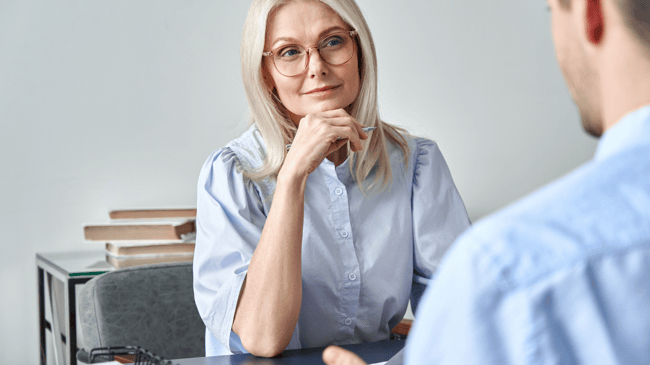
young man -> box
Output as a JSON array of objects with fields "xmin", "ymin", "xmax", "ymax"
[{"xmin": 323, "ymin": 0, "xmax": 650, "ymax": 363}]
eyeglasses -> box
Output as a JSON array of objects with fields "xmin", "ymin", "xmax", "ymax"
[{"xmin": 263, "ymin": 30, "xmax": 358, "ymax": 77}]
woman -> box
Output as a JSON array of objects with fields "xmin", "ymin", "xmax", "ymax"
[{"xmin": 193, "ymin": 0, "xmax": 470, "ymax": 357}]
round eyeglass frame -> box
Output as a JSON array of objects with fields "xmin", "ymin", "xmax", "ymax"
[{"xmin": 262, "ymin": 30, "xmax": 358, "ymax": 77}]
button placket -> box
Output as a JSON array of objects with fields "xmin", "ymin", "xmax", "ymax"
[{"xmin": 325, "ymin": 167, "xmax": 359, "ymax": 338}]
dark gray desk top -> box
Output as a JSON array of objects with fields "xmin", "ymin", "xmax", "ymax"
[{"xmin": 171, "ymin": 340, "xmax": 405, "ymax": 365}]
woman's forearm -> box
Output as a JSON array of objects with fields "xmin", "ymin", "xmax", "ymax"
[
  {"xmin": 231, "ymin": 110, "xmax": 366, "ymax": 356},
  {"xmin": 232, "ymin": 168, "xmax": 308, "ymax": 357}
]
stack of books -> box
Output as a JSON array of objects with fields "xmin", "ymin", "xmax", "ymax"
[{"xmin": 84, "ymin": 208, "xmax": 197, "ymax": 268}]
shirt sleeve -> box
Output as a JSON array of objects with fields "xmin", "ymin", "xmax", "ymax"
[
  {"xmin": 410, "ymin": 138, "xmax": 471, "ymax": 314},
  {"xmin": 192, "ymin": 147, "xmax": 267, "ymax": 353}
]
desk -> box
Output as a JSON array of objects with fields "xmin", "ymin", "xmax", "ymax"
[
  {"xmin": 37, "ymin": 250, "xmax": 114, "ymax": 365},
  {"xmin": 171, "ymin": 341, "xmax": 405, "ymax": 365}
]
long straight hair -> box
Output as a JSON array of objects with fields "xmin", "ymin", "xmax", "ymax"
[{"xmin": 240, "ymin": 0, "xmax": 409, "ymax": 192}]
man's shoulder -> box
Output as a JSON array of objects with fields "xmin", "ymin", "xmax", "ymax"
[{"xmin": 456, "ymin": 149, "xmax": 650, "ymax": 291}]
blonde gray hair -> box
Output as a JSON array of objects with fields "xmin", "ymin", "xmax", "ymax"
[{"xmin": 240, "ymin": 0, "xmax": 409, "ymax": 192}]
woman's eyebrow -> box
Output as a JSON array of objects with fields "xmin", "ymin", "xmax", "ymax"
[
  {"xmin": 270, "ymin": 26, "xmax": 349, "ymax": 47},
  {"xmin": 271, "ymin": 36, "xmax": 300, "ymax": 47},
  {"xmin": 317, "ymin": 25, "xmax": 347, "ymax": 37}
]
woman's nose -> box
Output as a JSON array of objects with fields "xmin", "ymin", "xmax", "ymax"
[{"xmin": 307, "ymin": 48, "xmax": 328, "ymax": 78}]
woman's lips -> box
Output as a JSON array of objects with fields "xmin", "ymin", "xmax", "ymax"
[{"xmin": 304, "ymin": 85, "xmax": 340, "ymax": 94}]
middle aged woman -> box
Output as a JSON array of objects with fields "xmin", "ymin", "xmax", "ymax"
[{"xmin": 193, "ymin": 0, "xmax": 471, "ymax": 358}]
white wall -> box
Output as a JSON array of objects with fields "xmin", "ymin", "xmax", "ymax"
[{"xmin": 0, "ymin": 1, "xmax": 597, "ymax": 363}]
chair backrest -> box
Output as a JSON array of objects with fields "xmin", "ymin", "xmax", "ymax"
[{"xmin": 78, "ymin": 262, "xmax": 205, "ymax": 360}]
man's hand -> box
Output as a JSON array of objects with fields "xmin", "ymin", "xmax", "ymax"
[{"xmin": 322, "ymin": 346, "xmax": 367, "ymax": 365}]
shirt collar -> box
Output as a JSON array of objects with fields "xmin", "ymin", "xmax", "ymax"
[
  {"xmin": 594, "ymin": 104, "xmax": 650, "ymax": 161},
  {"xmin": 320, "ymin": 156, "xmax": 353, "ymax": 183}
]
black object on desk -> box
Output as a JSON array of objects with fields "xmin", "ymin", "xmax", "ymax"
[
  {"xmin": 79, "ymin": 346, "xmax": 174, "ymax": 365},
  {"xmin": 171, "ymin": 340, "xmax": 406, "ymax": 365}
]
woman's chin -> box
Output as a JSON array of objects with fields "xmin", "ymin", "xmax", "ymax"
[
  {"xmin": 308, "ymin": 100, "xmax": 354, "ymax": 114},
  {"xmin": 285, "ymin": 99, "xmax": 355, "ymax": 121}
]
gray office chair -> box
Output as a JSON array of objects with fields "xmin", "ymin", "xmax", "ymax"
[{"xmin": 77, "ymin": 262, "xmax": 205, "ymax": 362}]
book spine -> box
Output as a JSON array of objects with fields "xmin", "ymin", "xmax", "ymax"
[
  {"xmin": 109, "ymin": 209, "xmax": 197, "ymax": 220},
  {"xmin": 85, "ymin": 224, "xmax": 191, "ymax": 241},
  {"xmin": 106, "ymin": 242, "xmax": 196, "ymax": 256}
]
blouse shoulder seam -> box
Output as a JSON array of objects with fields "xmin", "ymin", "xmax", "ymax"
[
  {"xmin": 412, "ymin": 137, "xmax": 438, "ymax": 187},
  {"xmin": 223, "ymin": 126, "xmax": 266, "ymax": 172}
]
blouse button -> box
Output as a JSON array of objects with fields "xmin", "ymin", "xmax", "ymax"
[
  {"xmin": 334, "ymin": 187, "xmax": 343, "ymax": 196},
  {"xmin": 348, "ymin": 273, "xmax": 357, "ymax": 281},
  {"xmin": 344, "ymin": 318, "xmax": 353, "ymax": 325},
  {"xmin": 340, "ymin": 230, "xmax": 349, "ymax": 238}
]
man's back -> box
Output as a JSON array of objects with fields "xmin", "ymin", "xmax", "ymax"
[
  {"xmin": 406, "ymin": 106, "xmax": 650, "ymax": 364},
  {"xmin": 322, "ymin": 1, "xmax": 650, "ymax": 364}
]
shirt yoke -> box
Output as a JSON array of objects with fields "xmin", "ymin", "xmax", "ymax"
[{"xmin": 463, "ymin": 144, "xmax": 650, "ymax": 293}]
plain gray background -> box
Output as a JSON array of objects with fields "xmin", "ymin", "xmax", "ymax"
[{"xmin": 0, "ymin": 0, "xmax": 598, "ymax": 363}]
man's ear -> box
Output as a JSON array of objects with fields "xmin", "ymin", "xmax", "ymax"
[{"xmin": 585, "ymin": 0, "xmax": 605, "ymax": 44}]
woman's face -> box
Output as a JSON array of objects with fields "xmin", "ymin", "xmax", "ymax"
[{"xmin": 263, "ymin": 0, "xmax": 361, "ymax": 125}]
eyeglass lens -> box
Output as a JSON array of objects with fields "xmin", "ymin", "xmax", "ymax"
[{"xmin": 272, "ymin": 32, "xmax": 354, "ymax": 76}]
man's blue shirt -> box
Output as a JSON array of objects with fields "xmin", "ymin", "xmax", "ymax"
[{"xmin": 407, "ymin": 106, "xmax": 650, "ymax": 364}]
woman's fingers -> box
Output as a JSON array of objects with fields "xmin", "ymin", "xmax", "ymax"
[
  {"xmin": 328, "ymin": 125, "xmax": 363, "ymax": 152},
  {"xmin": 282, "ymin": 109, "xmax": 373, "ymax": 177},
  {"xmin": 317, "ymin": 110, "xmax": 369, "ymax": 140},
  {"xmin": 299, "ymin": 110, "xmax": 369, "ymax": 152},
  {"xmin": 324, "ymin": 138, "xmax": 350, "ymax": 157}
]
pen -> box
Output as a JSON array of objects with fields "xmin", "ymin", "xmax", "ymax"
[{"xmin": 286, "ymin": 127, "xmax": 377, "ymax": 150}]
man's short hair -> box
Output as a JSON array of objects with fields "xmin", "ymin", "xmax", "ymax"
[
  {"xmin": 617, "ymin": 0, "xmax": 650, "ymax": 46},
  {"xmin": 558, "ymin": 0, "xmax": 650, "ymax": 47}
]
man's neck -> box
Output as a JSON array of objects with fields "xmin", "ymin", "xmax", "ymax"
[{"xmin": 600, "ymin": 29, "xmax": 650, "ymax": 133}]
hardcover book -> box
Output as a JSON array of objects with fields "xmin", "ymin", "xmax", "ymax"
[
  {"xmin": 105, "ymin": 252, "xmax": 194, "ymax": 268},
  {"xmin": 108, "ymin": 208, "xmax": 197, "ymax": 220},
  {"xmin": 105, "ymin": 241, "xmax": 195, "ymax": 256},
  {"xmin": 83, "ymin": 220, "xmax": 195, "ymax": 241}
]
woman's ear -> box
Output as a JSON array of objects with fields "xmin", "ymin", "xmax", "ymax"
[
  {"xmin": 261, "ymin": 64, "xmax": 275, "ymax": 92},
  {"xmin": 262, "ymin": 64, "xmax": 284, "ymax": 105}
]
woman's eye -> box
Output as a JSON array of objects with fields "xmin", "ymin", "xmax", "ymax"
[
  {"xmin": 322, "ymin": 36, "xmax": 344, "ymax": 48},
  {"xmin": 279, "ymin": 47, "xmax": 301, "ymax": 58}
]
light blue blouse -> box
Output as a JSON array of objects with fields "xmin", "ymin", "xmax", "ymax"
[
  {"xmin": 193, "ymin": 125, "xmax": 470, "ymax": 356},
  {"xmin": 406, "ymin": 106, "xmax": 650, "ymax": 364}
]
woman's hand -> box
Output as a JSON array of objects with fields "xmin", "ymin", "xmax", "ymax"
[{"xmin": 281, "ymin": 109, "xmax": 369, "ymax": 179}]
